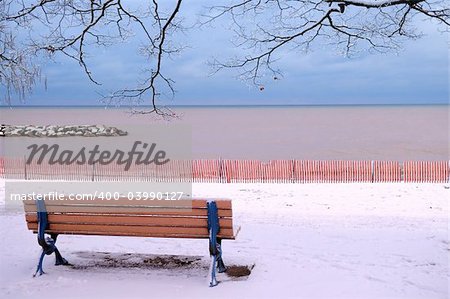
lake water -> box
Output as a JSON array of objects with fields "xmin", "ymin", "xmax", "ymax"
[{"xmin": 1, "ymin": 105, "xmax": 448, "ymax": 160}]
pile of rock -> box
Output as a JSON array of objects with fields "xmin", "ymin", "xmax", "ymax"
[{"xmin": 3, "ymin": 125, "xmax": 128, "ymax": 137}]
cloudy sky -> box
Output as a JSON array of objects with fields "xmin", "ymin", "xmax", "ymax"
[{"xmin": 5, "ymin": 1, "xmax": 449, "ymax": 106}]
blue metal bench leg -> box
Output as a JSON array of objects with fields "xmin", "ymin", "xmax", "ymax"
[
  {"xmin": 33, "ymin": 244, "xmax": 68, "ymax": 277},
  {"xmin": 33, "ymin": 200, "xmax": 69, "ymax": 277},
  {"xmin": 216, "ymin": 238, "xmax": 226, "ymax": 273},
  {"xmin": 51, "ymin": 234, "xmax": 69, "ymax": 266},
  {"xmin": 207, "ymin": 201, "xmax": 226, "ymax": 287},
  {"xmin": 210, "ymin": 255, "xmax": 218, "ymax": 287},
  {"xmin": 33, "ymin": 251, "xmax": 46, "ymax": 277},
  {"xmin": 54, "ymin": 248, "xmax": 69, "ymax": 266}
]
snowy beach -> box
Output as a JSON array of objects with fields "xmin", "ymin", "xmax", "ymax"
[
  {"xmin": 0, "ymin": 179, "xmax": 448, "ymax": 299},
  {"xmin": 2, "ymin": 0, "xmax": 448, "ymax": 298}
]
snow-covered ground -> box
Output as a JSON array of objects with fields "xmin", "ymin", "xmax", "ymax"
[{"xmin": 0, "ymin": 180, "xmax": 448, "ymax": 299}]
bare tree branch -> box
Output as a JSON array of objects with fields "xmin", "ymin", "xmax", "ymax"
[
  {"xmin": 1, "ymin": 0, "xmax": 448, "ymax": 110},
  {"xmin": 1, "ymin": 0, "xmax": 184, "ymax": 115},
  {"xmin": 108, "ymin": 0, "xmax": 183, "ymax": 115},
  {"xmin": 204, "ymin": 0, "xmax": 449, "ymax": 86}
]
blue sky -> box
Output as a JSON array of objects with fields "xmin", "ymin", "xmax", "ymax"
[{"xmin": 3, "ymin": 2, "xmax": 449, "ymax": 106}]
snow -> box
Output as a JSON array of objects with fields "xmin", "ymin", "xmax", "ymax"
[{"xmin": 0, "ymin": 179, "xmax": 448, "ymax": 299}]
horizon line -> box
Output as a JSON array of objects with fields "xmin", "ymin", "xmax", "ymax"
[{"xmin": 1, "ymin": 103, "xmax": 448, "ymax": 108}]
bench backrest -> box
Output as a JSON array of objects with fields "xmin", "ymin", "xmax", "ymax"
[{"xmin": 23, "ymin": 198, "xmax": 235, "ymax": 239}]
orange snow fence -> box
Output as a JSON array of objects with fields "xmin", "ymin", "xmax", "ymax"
[
  {"xmin": 0, "ymin": 157, "xmax": 448, "ymax": 183},
  {"xmin": 373, "ymin": 161, "xmax": 402, "ymax": 182},
  {"xmin": 293, "ymin": 160, "xmax": 372, "ymax": 183},
  {"xmin": 404, "ymin": 161, "xmax": 449, "ymax": 183}
]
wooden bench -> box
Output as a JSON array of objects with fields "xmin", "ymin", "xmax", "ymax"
[{"xmin": 23, "ymin": 198, "xmax": 239, "ymax": 287}]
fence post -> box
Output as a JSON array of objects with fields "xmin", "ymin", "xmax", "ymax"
[
  {"xmin": 91, "ymin": 162, "xmax": 95, "ymax": 182},
  {"xmin": 218, "ymin": 157, "xmax": 223, "ymax": 183},
  {"xmin": 400, "ymin": 161, "xmax": 404, "ymax": 182},
  {"xmin": 447, "ymin": 160, "xmax": 450, "ymax": 183},
  {"xmin": 24, "ymin": 156, "xmax": 27, "ymax": 180},
  {"xmin": 291, "ymin": 159, "xmax": 296, "ymax": 183},
  {"xmin": 370, "ymin": 160, "xmax": 374, "ymax": 183}
]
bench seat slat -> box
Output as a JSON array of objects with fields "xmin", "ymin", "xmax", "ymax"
[
  {"xmin": 24, "ymin": 205, "xmax": 233, "ymax": 217},
  {"xmin": 29, "ymin": 230, "xmax": 235, "ymax": 239},
  {"xmin": 23, "ymin": 199, "xmax": 232, "ymax": 209},
  {"xmin": 25, "ymin": 214, "xmax": 233, "ymax": 228},
  {"xmin": 27, "ymin": 223, "xmax": 235, "ymax": 238}
]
